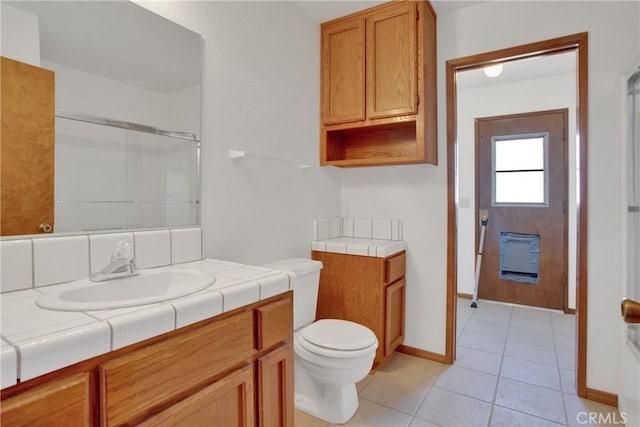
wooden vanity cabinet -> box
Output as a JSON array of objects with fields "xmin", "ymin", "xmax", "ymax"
[
  {"xmin": 311, "ymin": 251, "xmax": 406, "ymax": 367},
  {"xmin": 0, "ymin": 292, "xmax": 294, "ymax": 427},
  {"xmin": 320, "ymin": 1, "xmax": 437, "ymax": 167}
]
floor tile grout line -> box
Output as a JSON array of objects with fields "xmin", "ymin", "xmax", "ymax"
[
  {"xmin": 492, "ymin": 402, "xmax": 568, "ymax": 426},
  {"xmin": 551, "ymin": 310, "xmax": 572, "ymax": 426},
  {"xmin": 487, "ymin": 304, "xmax": 514, "ymax": 426}
]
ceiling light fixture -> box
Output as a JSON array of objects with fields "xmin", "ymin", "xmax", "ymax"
[{"xmin": 483, "ymin": 63, "xmax": 503, "ymax": 78}]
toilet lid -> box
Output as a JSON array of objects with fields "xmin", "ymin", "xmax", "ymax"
[{"xmin": 300, "ymin": 319, "xmax": 377, "ymax": 351}]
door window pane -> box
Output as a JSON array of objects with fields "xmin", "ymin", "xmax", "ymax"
[
  {"xmin": 495, "ymin": 137, "xmax": 544, "ymax": 171},
  {"xmin": 495, "ymin": 171, "xmax": 545, "ymax": 203},
  {"xmin": 492, "ymin": 134, "xmax": 547, "ymax": 205}
]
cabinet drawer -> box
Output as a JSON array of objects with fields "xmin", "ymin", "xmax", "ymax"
[
  {"xmin": 100, "ymin": 311, "xmax": 255, "ymax": 426},
  {"xmin": 256, "ymin": 297, "xmax": 293, "ymax": 351},
  {"xmin": 385, "ymin": 252, "xmax": 406, "ymax": 283},
  {"xmin": 0, "ymin": 372, "xmax": 92, "ymax": 426}
]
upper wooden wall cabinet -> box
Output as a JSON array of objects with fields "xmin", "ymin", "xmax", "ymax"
[{"xmin": 320, "ymin": 1, "xmax": 437, "ymax": 167}]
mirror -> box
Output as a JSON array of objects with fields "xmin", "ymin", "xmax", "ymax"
[{"xmin": 1, "ymin": 1, "xmax": 202, "ymax": 236}]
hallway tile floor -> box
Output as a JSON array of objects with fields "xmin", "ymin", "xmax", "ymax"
[{"xmin": 294, "ymin": 299, "xmax": 622, "ymax": 427}]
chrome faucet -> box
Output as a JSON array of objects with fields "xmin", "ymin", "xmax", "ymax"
[{"xmin": 90, "ymin": 241, "xmax": 138, "ymax": 282}]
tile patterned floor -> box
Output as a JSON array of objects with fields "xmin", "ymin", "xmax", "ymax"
[{"xmin": 294, "ymin": 299, "xmax": 622, "ymax": 427}]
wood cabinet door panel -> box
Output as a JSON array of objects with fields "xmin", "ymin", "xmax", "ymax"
[
  {"xmin": 1, "ymin": 57, "xmax": 55, "ymax": 236},
  {"xmin": 385, "ymin": 252, "xmax": 406, "ymax": 283},
  {"xmin": 322, "ymin": 18, "xmax": 366, "ymax": 125},
  {"xmin": 99, "ymin": 311, "xmax": 255, "ymax": 426},
  {"xmin": 258, "ymin": 344, "xmax": 293, "ymax": 427},
  {"xmin": 138, "ymin": 365, "xmax": 255, "ymax": 427},
  {"xmin": 366, "ymin": 3, "xmax": 417, "ymax": 120},
  {"xmin": 0, "ymin": 372, "xmax": 92, "ymax": 426},
  {"xmin": 385, "ymin": 279, "xmax": 406, "ymax": 356},
  {"xmin": 256, "ymin": 297, "xmax": 292, "ymax": 351},
  {"xmin": 312, "ymin": 251, "xmax": 386, "ymax": 363}
]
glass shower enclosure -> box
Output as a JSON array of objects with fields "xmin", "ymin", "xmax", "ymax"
[{"xmin": 54, "ymin": 113, "xmax": 199, "ymax": 233}]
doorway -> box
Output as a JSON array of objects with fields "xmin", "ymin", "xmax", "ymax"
[
  {"xmin": 445, "ymin": 33, "xmax": 590, "ymax": 398},
  {"xmin": 476, "ymin": 110, "xmax": 568, "ymax": 310}
]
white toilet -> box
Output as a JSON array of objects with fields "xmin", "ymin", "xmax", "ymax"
[{"xmin": 263, "ymin": 258, "xmax": 378, "ymax": 424}]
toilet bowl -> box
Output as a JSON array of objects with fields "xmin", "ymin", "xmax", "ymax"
[
  {"xmin": 294, "ymin": 319, "xmax": 377, "ymax": 423},
  {"xmin": 262, "ymin": 259, "xmax": 378, "ymax": 424}
]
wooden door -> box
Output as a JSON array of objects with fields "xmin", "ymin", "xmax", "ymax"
[
  {"xmin": 138, "ymin": 365, "xmax": 255, "ymax": 427},
  {"xmin": 385, "ymin": 278, "xmax": 405, "ymax": 356},
  {"xmin": 366, "ymin": 2, "xmax": 417, "ymax": 120},
  {"xmin": 476, "ymin": 109, "xmax": 568, "ymax": 309},
  {"xmin": 1, "ymin": 57, "xmax": 55, "ymax": 236},
  {"xmin": 321, "ymin": 18, "xmax": 365, "ymax": 125},
  {"xmin": 0, "ymin": 373, "xmax": 92, "ymax": 426},
  {"xmin": 257, "ymin": 344, "xmax": 293, "ymax": 427}
]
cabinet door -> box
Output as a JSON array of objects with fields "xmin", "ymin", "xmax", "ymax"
[
  {"xmin": 138, "ymin": 365, "xmax": 255, "ymax": 427},
  {"xmin": 366, "ymin": 3, "xmax": 417, "ymax": 120},
  {"xmin": 0, "ymin": 372, "xmax": 92, "ymax": 426},
  {"xmin": 321, "ymin": 18, "xmax": 366, "ymax": 125},
  {"xmin": 257, "ymin": 343, "xmax": 293, "ymax": 427},
  {"xmin": 385, "ymin": 279, "xmax": 406, "ymax": 356}
]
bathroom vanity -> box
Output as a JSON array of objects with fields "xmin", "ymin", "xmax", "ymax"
[
  {"xmin": 0, "ymin": 252, "xmax": 296, "ymax": 427},
  {"xmin": 1, "ymin": 292, "xmax": 292, "ymax": 426}
]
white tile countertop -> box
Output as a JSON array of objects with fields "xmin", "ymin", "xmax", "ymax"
[
  {"xmin": 312, "ymin": 237, "xmax": 406, "ymax": 258},
  {"xmin": 0, "ymin": 259, "xmax": 292, "ymax": 387}
]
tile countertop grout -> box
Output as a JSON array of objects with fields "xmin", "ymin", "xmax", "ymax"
[{"xmin": 0, "ymin": 258, "xmax": 293, "ymax": 388}]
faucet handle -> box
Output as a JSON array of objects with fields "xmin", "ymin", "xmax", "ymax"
[{"xmin": 112, "ymin": 240, "xmax": 133, "ymax": 261}]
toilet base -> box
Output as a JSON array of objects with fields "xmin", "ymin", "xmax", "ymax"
[{"xmin": 294, "ymin": 383, "xmax": 359, "ymax": 424}]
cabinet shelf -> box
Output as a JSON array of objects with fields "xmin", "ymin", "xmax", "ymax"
[{"xmin": 323, "ymin": 120, "xmax": 420, "ymax": 166}]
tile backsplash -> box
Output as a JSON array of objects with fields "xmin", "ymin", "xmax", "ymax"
[
  {"xmin": 314, "ymin": 217, "xmax": 403, "ymax": 241},
  {"xmin": 33, "ymin": 236, "xmax": 90, "ymax": 287},
  {"xmin": 0, "ymin": 227, "xmax": 203, "ymax": 293},
  {"xmin": 0, "ymin": 240, "xmax": 33, "ymax": 293}
]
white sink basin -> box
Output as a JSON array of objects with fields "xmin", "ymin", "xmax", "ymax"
[{"xmin": 36, "ymin": 267, "xmax": 216, "ymax": 311}]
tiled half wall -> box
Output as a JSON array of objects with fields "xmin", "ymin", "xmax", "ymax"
[{"xmin": 313, "ymin": 217, "xmax": 403, "ymax": 241}]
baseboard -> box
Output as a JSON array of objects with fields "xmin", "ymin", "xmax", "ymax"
[
  {"xmin": 586, "ymin": 387, "xmax": 618, "ymax": 407},
  {"xmin": 457, "ymin": 293, "xmax": 473, "ymax": 300},
  {"xmin": 397, "ymin": 345, "xmax": 448, "ymax": 364}
]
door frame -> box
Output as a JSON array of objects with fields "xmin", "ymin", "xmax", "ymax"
[{"xmin": 445, "ymin": 33, "xmax": 589, "ymax": 398}]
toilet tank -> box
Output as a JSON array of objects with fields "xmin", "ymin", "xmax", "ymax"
[{"xmin": 262, "ymin": 258, "xmax": 322, "ymax": 330}]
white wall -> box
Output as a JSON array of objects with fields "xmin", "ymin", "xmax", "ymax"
[
  {"xmin": 0, "ymin": 4, "xmax": 40, "ymax": 66},
  {"xmin": 134, "ymin": 1, "xmax": 342, "ymax": 265},
  {"xmin": 456, "ymin": 72, "xmax": 578, "ymax": 309}
]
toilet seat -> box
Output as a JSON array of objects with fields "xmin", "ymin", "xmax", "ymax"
[{"xmin": 297, "ymin": 319, "xmax": 377, "ymax": 359}]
